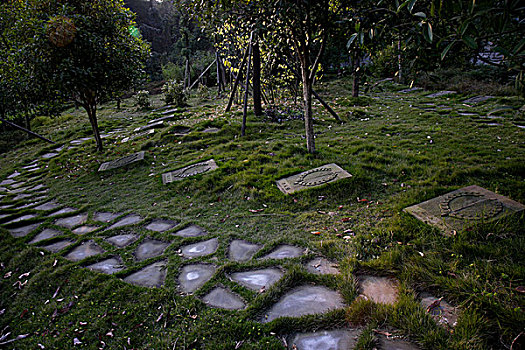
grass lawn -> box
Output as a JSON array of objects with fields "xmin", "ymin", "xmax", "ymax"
[{"xmin": 0, "ymin": 77, "xmax": 524, "ymax": 349}]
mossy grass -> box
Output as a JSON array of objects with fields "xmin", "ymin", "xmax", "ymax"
[{"xmin": 0, "ymin": 76, "xmax": 523, "ymax": 348}]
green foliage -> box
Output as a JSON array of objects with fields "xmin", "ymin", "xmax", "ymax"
[
  {"xmin": 161, "ymin": 62, "xmax": 184, "ymax": 82},
  {"xmin": 162, "ymin": 81, "xmax": 186, "ymax": 106},
  {"xmin": 134, "ymin": 90, "xmax": 151, "ymax": 108}
]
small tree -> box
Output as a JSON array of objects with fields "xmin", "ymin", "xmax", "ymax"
[{"xmin": 5, "ymin": 0, "xmax": 150, "ymax": 151}]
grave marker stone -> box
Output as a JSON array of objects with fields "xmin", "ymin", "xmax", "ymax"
[
  {"xmin": 276, "ymin": 164, "xmax": 351, "ymax": 194},
  {"xmin": 404, "ymin": 185, "xmax": 525, "ymax": 234},
  {"xmin": 98, "ymin": 151, "xmax": 145, "ymax": 172},
  {"xmin": 162, "ymin": 160, "xmax": 218, "ymax": 184},
  {"xmin": 121, "ymin": 129, "xmax": 154, "ymax": 143}
]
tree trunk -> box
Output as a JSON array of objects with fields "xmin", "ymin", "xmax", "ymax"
[
  {"xmin": 301, "ymin": 66, "xmax": 315, "ymax": 153},
  {"xmin": 352, "ymin": 50, "xmax": 360, "ymax": 98},
  {"xmin": 25, "ymin": 113, "xmax": 31, "ymax": 132},
  {"xmin": 252, "ymin": 35, "xmax": 262, "ymax": 116},
  {"xmin": 216, "ymin": 51, "xmax": 222, "ymax": 95},
  {"xmin": 241, "ymin": 36, "xmax": 253, "ymax": 137},
  {"xmin": 85, "ymin": 102, "xmax": 103, "ymax": 152},
  {"xmin": 397, "ymin": 39, "xmax": 403, "ymax": 84}
]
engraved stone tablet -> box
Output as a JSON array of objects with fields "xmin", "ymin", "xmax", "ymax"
[
  {"xmin": 276, "ymin": 163, "xmax": 352, "ymax": 194},
  {"xmin": 162, "ymin": 159, "xmax": 218, "ymax": 184},
  {"xmin": 404, "ymin": 185, "xmax": 525, "ymax": 234},
  {"xmin": 98, "ymin": 151, "xmax": 144, "ymax": 172}
]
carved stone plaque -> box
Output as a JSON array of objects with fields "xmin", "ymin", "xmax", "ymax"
[
  {"xmin": 404, "ymin": 185, "xmax": 525, "ymax": 234},
  {"xmin": 162, "ymin": 159, "xmax": 218, "ymax": 184},
  {"xmin": 276, "ymin": 163, "xmax": 352, "ymax": 194},
  {"xmin": 98, "ymin": 151, "xmax": 144, "ymax": 172}
]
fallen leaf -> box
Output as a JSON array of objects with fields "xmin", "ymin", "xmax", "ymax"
[
  {"xmin": 156, "ymin": 313, "xmax": 163, "ymax": 323},
  {"xmin": 373, "ymin": 329, "xmax": 392, "ymax": 337},
  {"xmin": 311, "ymin": 231, "xmax": 321, "ymax": 235},
  {"xmin": 4, "ymin": 271, "xmax": 12, "ymax": 279},
  {"xmin": 52, "ymin": 287, "xmax": 60, "ymax": 299},
  {"xmin": 515, "ymin": 286, "xmax": 525, "ymax": 294},
  {"xmin": 106, "ymin": 330, "xmax": 114, "ymax": 337}
]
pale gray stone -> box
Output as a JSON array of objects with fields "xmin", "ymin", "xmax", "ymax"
[
  {"xmin": 420, "ymin": 293, "xmax": 458, "ymax": 328},
  {"xmin": 48, "ymin": 207, "xmax": 77, "ymax": 217},
  {"xmin": 426, "ymin": 91, "xmax": 456, "ymax": 98},
  {"xmin": 65, "ymin": 241, "xmax": 105, "ymax": 261},
  {"xmin": 134, "ymin": 239, "xmax": 169, "ymax": 261},
  {"xmin": 105, "ymin": 214, "xmax": 142, "ymax": 230},
  {"xmin": 172, "ymin": 225, "xmax": 207, "ymax": 238},
  {"xmin": 34, "ymin": 201, "xmax": 61, "ymax": 211},
  {"xmin": 261, "ymin": 245, "xmax": 304, "ymax": 260},
  {"xmin": 123, "ymin": 260, "xmax": 167, "ymax": 288},
  {"xmin": 229, "ymin": 240, "xmax": 262, "ymax": 262},
  {"xmin": 106, "ymin": 234, "xmax": 139, "ymax": 248},
  {"xmin": 72, "ymin": 225, "xmax": 100, "ymax": 235},
  {"xmin": 202, "ymin": 287, "xmax": 245, "ymax": 310},
  {"xmin": 54, "ymin": 213, "xmax": 88, "ymax": 229},
  {"xmin": 29, "ymin": 228, "xmax": 62, "ymax": 244},
  {"xmin": 93, "ymin": 212, "xmax": 122, "ymax": 223},
  {"xmin": 4, "ymin": 214, "xmax": 37, "ymax": 225},
  {"xmin": 305, "ymin": 258, "xmax": 340, "ymax": 275},
  {"xmin": 40, "ymin": 240, "xmax": 73, "ymax": 253},
  {"xmin": 178, "ymin": 264, "xmax": 216, "ymax": 293},
  {"xmin": 98, "ymin": 152, "xmax": 145, "ymax": 171},
  {"xmin": 86, "ymin": 257, "xmax": 125, "ymax": 275},
  {"xmin": 463, "ymin": 95, "xmax": 493, "ymax": 104},
  {"xmin": 144, "ymin": 219, "xmax": 178, "ymax": 232},
  {"xmin": 290, "ymin": 329, "xmax": 361, "ymax": 350},
  {"xmin": 276, "ymin": 164, "xmax": 352, "ymax": 194},
  {"xmin": 41, "ymin": 152, "xmax": 58, "ymax": 159},
  {"xmin": 180, "ymin": 238, "xmax": 218, "ymax": 258},
  {"xmin": 230, "ymin": 268, "xmax": 283, "ymax": 291},
  {"xmin": 8, "ymin": 222, "xmax": 42, "ymax": 237},
  {"xmin": 162, "ymin": 159, "xmax": 218, "ymax": 184}
]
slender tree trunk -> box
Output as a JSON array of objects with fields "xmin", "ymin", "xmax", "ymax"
[
  {"xmin": 241, "ymin": 35, "xmax": 253, "ymax": 137},
  {"xmin": 397, "ymin": 39, "xmax": 403, "ymax": 84},
  {"xmin": 225, "ymin": 40, "xmax": 251, "ymax": 112},
  {"xmin": 352, "ymin": 50, "xmax": 361, "ymax": 98},
  {"xmin": 216, "ymin": 51, "xmax": 222, "ymax": 95},
  {"xmin": 252, "ymin": 35, "xmax": 262, "ymax": 116},
  {"xmin": 300, "ymin": 64, "xmax": 315, "ymax": 153},
  {"xmin": 25, "ymin": 113, "xmax": 31, "ymax": 132},
  {"xmin": 85, "ymin": 102, "xmax": 103, "ymax": 152}
]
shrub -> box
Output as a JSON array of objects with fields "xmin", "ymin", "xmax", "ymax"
[
  {"xmin": 134, "ymin": 90, "xmax": 150, "ymax": 108},
  {"xmin": 162, "ymin": 80, "xmax": 186, "ymax": 106}
]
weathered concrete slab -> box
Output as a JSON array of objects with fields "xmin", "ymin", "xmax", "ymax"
[
  {"xmin": 93, "ymin": 212, "xmax": 122, "ymax": 223},
  {"xmin": 290, "ymin": 329, "xmax": 361, "ymax": 350},
  {"xmin": 48, "ymin": 207, "xmax": 77, "ymax": 217},
  {"xmin": 230, "ymin": 268, "xmax": 283, "ymax": 291},
  {"xmin": 86, "ymin": 257, "xmax": 125, "ymax": 275},
  {"xmin": 229, "ymin": 240, "xmax": 262, "ymax": 262},
  {"xmin": 180, "ymin": 238, "xmax": 218, "ymax": 258},
  {"xmin": 40, "ymin": 240, "xmax": 73, "ymax": 253},
  {"xmin": 358, "ymin": 275, "xmax": 399, "ymax": 305},
  {"xmin": 8, "ymin": 222, "xmax": 42, "ymax": 238},
  {"xmin": 72, "ymin": 225, "xmax": 99, "ymax": 235},
  {"xmin": 54, "ymin": 213, "xmax": 88, "ymax": 229},
  {"xmin": 162, "ymin": 159, "xmax": 218, "ymax": 184},
  {"xmin": 123, "ymin": 260, "xmax": 167, "ymax": 288},
  {"xmin": 426, "ymin": 91, "xmax": 456, "ymax": 98},
  {"xmin": 463, "ymin": 95, "xmax": 493, "ymax": 104},
  {"xmin": 178, "ymin": 264, "xmax": 216, "ymax": 293},
  {"xmin": 144, "ymin": 219, "xmax": 178, "ymax": 232},
  {"xmin": 261, "ymin": 285, "xmax": 345, "ymax": 323},
  {"xmin": 34, "ymin": 201, "xmax": 61, "ymax": 211},
  {"xmin": 65, "ymin": 240, "xmax": 105, "ymax": 261},
  {"xmin": 305, "ymin": 258, "xmax": 340, "ymax": 275},
  {"xmin": 420, "ymin": 293, "xmax": 458, "ymax": 328},
  {"xmin": 106, "ymin": 233, "xmax": 139, "ymax": 248},
  {"xmin": 105, "ymin": 214, "xmax": 143, "ymax": 230},
  {"xmin": 98, "ymin": 152, "xmax": 145, "ymax": 172},
  {"xmin": 404, "ymin": 185, "xmax": 525, "ymax": 234},
  {"xmin": 261, "ymin": 245, "xmax": 304, "ymax": 260},
  {"xmin": 172, "ymin": 224, "xmax": 207, "ymax": 238},
  {"xmin": 202, "ymin": 287, "xmax": 245, "ymax": 310},
  {"xmin": 134, "ymin": 239, "xmax": 169, "ymax": 261},
  {"xmin": 29, "ymin": 228, "xmax": 62, "ymax": 244},
  {"xmin": 276, "ymin": 164, "xmax": 351, "ymax": 194}
]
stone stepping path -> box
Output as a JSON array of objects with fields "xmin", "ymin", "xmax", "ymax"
[
  {"xmin": 40, "ymin": 240, "xmax": 74, "ymax": 253},
  {"xmin": 202, "ymin": 287, "xmax": 245, "ymax": 310},
  {"xmin": 54, "ymin": 213, "xmax": 88, "ymax": 229},
  {"xmin": 134, "ymin": 239, "xmax": 169, "ymax": 261},
  {"xmin": 93, "ymin": 211, "xmax": 123, "ymax": 223},
  {"xmin": 172, "ymin": 224, "xmax": 207, "ymax": 237},
  {"xmin": 144, "ymin": 219, "xmax": 178, "ymax": 232},
  {"xmin": 65, "ymin": 240, "xmax": 105, "ymax": 261},
  {"xmin": 180, "ymin": 238, "xmax": 218, "ymax": 258},
  {"xmin": 179, "ymin": 264, "xmax": 216, "ymax": 293},
  {"xmin": 420, "ymin": 293, "xmax": 458, "ymax": 328},
  {"xmin": 290, "ymin": 329, "xmax": 361, "ymax": 350},
  {"xmin": 48, "ymin": 207, "xmax": 77, "ymax": 217},
  {"xmin": 34, "ymin": 201, "xmax": 61, "ymax": 211},
  {"xmin": 106, "ymin": 233, "xmax": 139, "ymax": 247},
  {"xmin": 305, "ymin": 258, "xmax": 340, "ymax": 275},
  {"xmin": 86, "ymin": 257, "xmax": 125, "ymax": 275},
  {"xmin": 72, "ymin": 225, "xmax": 99, "ymax": 235},
  {"xmin": 29, "ymin": 228, "xmax": 62, "ymax": 244},
  {"xmin": 230, "ymin": 268, "xmax": 283, "ymax": 291},
  {"xmin": 229, "ymin": 240, "xmax": 261, "ymax": 261},
  {"xmin": 123, "ymin": 261, "xmax": 167, "ymax": 288},
  {"xmin": 261, "ymin": 285, "xmax": 345, "ymax": 323},
  {"xmin": 261, "ymin": 245, "xmax": 304, "ymax": 260},
  {"xmin": 8, "ymin": 222, "xmax": 42, "ymax": 238},
  {"xmin": 105, "ymin": 214, "xmax": 143, "ymax": 231}
]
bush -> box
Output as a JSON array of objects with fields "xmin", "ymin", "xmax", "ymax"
[
  {"xmin": 134, "ymin": 90, "xmax": 150, "ymax": 108},
  {"xmin": 162, "ymin": 80, "xmax": 186, "ymax": 106},
  {"xmin": 161, "ymin": 62, "xmax": 184, "ymax": 82}
]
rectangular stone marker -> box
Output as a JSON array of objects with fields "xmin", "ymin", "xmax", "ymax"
[
  {"xmin": 98, "ymin": 151, "xmax": 145, "ymax": 172},
  {"xmin": 162, "ymin": 159, "xmax": 218, "ymax": 184},
  {"xmin": 276, "ymin": 163, "xmax": 352, "ymax": 194},
  {"xmin": 404, "ymin": 185, "xmax": 525, "ymax": 234}
]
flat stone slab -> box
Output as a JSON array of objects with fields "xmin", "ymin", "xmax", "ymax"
[
  {"xmin": 48, "ymin": 207, "xmax": 76, "ymax": 217},
  {"xmin": 261, "ymin": 285, "xmax": 345, "ymax": 323},
  {"xmin": 134, "ymin": 239, "xmax": 169, "ymax": 261},
  {"xmin": 378, "ymin": 336, "xmax": 421, "ymax": 350},
  {"xmin": 134, "ymin": 120, "xmax": 165, "ymax": 132},
  {"xmin": 98, "ymin": 151, "xmax": 145, "ymax": 172},
  {"xmin": 463, "ymin": 95, "xmax": 493, "ymax": 104},
  {"xmin": 4, "ymin": 214, "xmax": 37, "ymax": 225},
  {"xmin": 0, "ymin": 179, "xmax": 16, "ymax": 186},
  {"xmin": 123, "ymin": 260, "xmax": 167, "ymax": 288},
  {"xmin": 180, "ymin": 238, "xmax": 218, "ymax": 258},
  {"xmin": 276, "ymin": 163, "xmax": 352, "ymax": 194},
  {"xmin": 420, "ymin": 293, "xmax": 458, "ymax": 328},
  {"xmin": 105, "ymin": 214, "xmax": 143, "ymax": 230},
  {"xmin": 121, "ymin": 129, "xmax": 154, "ymax": 143},
  {"xmin": 358, "ymin": 275, "xmax": 399, "ymax": 305},
  {"xmin": 172, "ymin": 224, "xmax": 207, "ymax": 238},
  {"xmin": 86, "ymin": 257, "xmax": 125, "ymax": 275},
  {"xmin": 178, "ymin": 264, "xmax": 216, "ymax": 293},
  {"xmin": 106, "ymin": 233, "xmax": 139, "ymax": 247},
  {"xmin": 305, "ymin": 258, "xmax": 340, "ymax": 275},
  {"xmin": 41, "ymin": 152, "xmax": 58, "ymax": 159},
  {"xmin": 230, "ymin": 268, "xmax": 283, "ymax": 291},
  {"xmin": 8, "ymin": 222, "xmax": 42, "ymax": 237},
  {"xmin": 65, "ymin": 241, "xmax": 105, "ymax": 261},
  {"xmin": 7, "ymin": 171, "xmax": 21, "ymax": 179},
  {"xmin": 27, "ymin": 184, "xmax": 46, "ymax": 192},
  {"xmin": 148, "ymin": 115, "xmax": 176, "ymax": 124},
  {"xmin": 426, "ymin": 91, "xmax": 456, "ymax": 98},
  {"xmin": 144, "ymin": 219, "xmax": 178, "ymax": 232},
  {"xmin": 34, "ymin": 201, "xmax": 61, "ymax": 211},
  {"xmin": 202, "ymin": 287, "xmax": 245, "ymax": 310},
  {"xmin": 201, "ymin": 127, "xmax": 221, "ymax": 133},
  {"xmin": 404, "ymin": 185, "xmax": 525, "ymax": 234},
  {"xmin": 40, "ymin": 240, "xmax": 73, "ymax": 253},
  {"xmin": 290, "ymin": 329, "xmax": 361, "ymax": 350},
  {"xmin": 54, "ymin": 213, "xmax": 88, "ymax": 229},
  {"xmin": 398, "ymin": 87, "xmax": 422, "ymax": 93},
  {"xmin": 229, "ymin": 240, "xmax": 262, "ymax": 262},
  {"xmin": 13, "ymin": 193, "xmax": 32, "ymax": 201},
  {"xmin": 162, "ymin": 159, "xmax": 219, "ymax": 184},
  {"xmin": 72, "ymin": 225, "xmax": 100, "ymax": 235},
  {"xmin": 261, "ymin": 245, "xmax": 304, "ymax": 260},
  {"xmin": 93, "ymin": 212, "xmax": 122, "ymax": 223},
  {"xmin": 29, "ymin": 228, "xmax": 62, "ymax": 244}
]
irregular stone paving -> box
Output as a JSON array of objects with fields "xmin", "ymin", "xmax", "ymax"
[
  {"xmin": 179, "ymin": 264, "xmax": 216, "ymax": 293},
  {"xmin": 72, "ymin": 225, "xmax": 99, "ymax": 235},
  {"xmin": 29, "ymin": 228, "xmax": 62, "ymax": 244},
  {"xmin": 305, "ymin": 258, "xmax": 340, "ymax": 275},
  {"xmin": 144, "ymin": 219, "xmax": 178, "ymax": 232},
  {"xmin": 420, "ymin": 293, "xmax": 458, "ymax": 328},
  {"xmin": 261, "ymin": 285, "xmax": 345, "ymax": 323},
  {"xmin": 123, "ymin": 260, "xmax": 167, "ymax": 288},
  {"xmin": 172, "ymin": 224, "xmax": 207, "ymax": 237},
  {"xmin": 358, "ymin": 275, "xmax": 399, "ymax": 305},
  {"xmin": 8, "ymin": 222, "xmax": 42, "ymax": 238},
  {"xmin": 180, "ymin": 238, "xmax": 218, "ymax": 258},
  {"xmin": 105, "ymin": 214, "xmax": 143, "ymax": 230},
  {"xmin": 106, "ymin": 233, "xmax": 139, "ymax": 248},
  {"xmin": 48, "ymin": 207, "xmax": 76, "ymax": 217},
  {"xmin": 54, "ymin": 213, "xmax": 88, "ymax": 229},
  {"xmin": 40, "ymin": 240, "xmax": 74, "ymax": 253},
  {"xmin": 65, "ymin": 240, "xmax": 105, "ymax": 261},
  {"xmin": 230, "ymin": 268, "xmax": 283, "ymax": 291},
  {"xmin": 86, "ymin": 257, "xmax": 125, "ymax": 275},
  {"xmin": 34, "ymin": 201, "xmax": 61, "ymax": 211},
  {"xmin": 93, "ymin": 211, "xmax": 123, "ymax": 223},
  {"xmin": 290, "ymin": 329, "xmax": 361, "ymax": 350},
  {"xmin": 134, "ymin": 239, "xmax": 169, "ymax": 261},
  {"xmin": 261, "ymin": 245, "xmax": 304, "ymax": 260},
  {"xmin": 229, "ymin": 240, "xmax": 262, "ymax": 261},
  {"xmin": 202, "ymin": 287, "xmax": 245, "ymax": 310}
]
